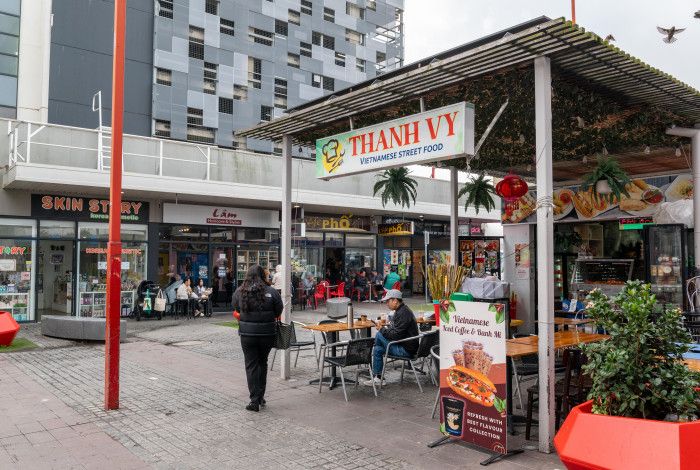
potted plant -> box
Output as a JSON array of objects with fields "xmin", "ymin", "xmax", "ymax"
[
  {"xmin": 373, "ymin": 167, "xmax": 418, "ymax": 208},
  {"xmin": 555, "ymin": 281, "xmax": 700, "ymax": 469},
  {"xmin": 581, "ymin": 155, "xmax": 631, "ymax": 203},
  {"xmin": 458, "ymin": 173, "xmax": 496, "ymax": 214}
]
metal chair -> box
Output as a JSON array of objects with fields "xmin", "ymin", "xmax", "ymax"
[
  {"xmin": 380, "ymin": 330, "xmax": 439, "ymax": 393},
  {"xmin": 318, "ymin": 337, "xmax": 376, "ymax": 401},
  {"xmin": 687, "ymin": 276, "xmax": 700, "ymax": 312},
  {"xmin": 430, "ymin": 345, "xmax": 440, "ymax": 419},
  {"xmin": 270, "ymin": 321, "xmax": 318, "ymax": 371}
]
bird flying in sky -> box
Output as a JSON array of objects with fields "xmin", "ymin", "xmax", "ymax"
[{"xmin": 656, "ymin": 26, "xmax": 685, "ymax": 43}]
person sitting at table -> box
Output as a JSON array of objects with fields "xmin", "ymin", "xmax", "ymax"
[
  {"xmin": 370, "ymin": 269, "xmax": 384, "ymax": 301},
  {"xmin": 383, "ymin": 268, "xmax": 401, "ymax": 291},
  {"xmin": 195, "ymin": 278, "xmax": 210, "ymax": 316},
  {"xmin": 176, "ymin": 277, "xmax": 202, "ymax": 317},
  {"xmin": 302, "ymin": 272, "xmax": 315, "ymax": 293},
  {"xmin": 363, "ymin": 289, "xmax": 419, "ymax": 386},
  {"xmin": 355, "ymin": 270, "xmax": 370, "ymax": 301}
]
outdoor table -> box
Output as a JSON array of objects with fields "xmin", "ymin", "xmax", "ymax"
[
  {"xmin": 554, "ymin": 317, "xmax": 594, "ymax": 331},
  {"xmin": 505, "ymin": 331, "xmax": 609, "ymax": 433},
  {"xmin": 684, "ymin": 358, "xmax": 700, "ymax": 372},
  {"xmin": 304, "ymin": 320, "xmax": 377, "ymax": 389}
]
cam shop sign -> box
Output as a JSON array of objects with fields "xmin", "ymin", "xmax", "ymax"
[
  {"xmin": 316, "ymin": 102, "xmax": 475, "ymax": 179},
  {"xmin": 163, "ymin": 203, "xmax": 279, "ymax": 229}
]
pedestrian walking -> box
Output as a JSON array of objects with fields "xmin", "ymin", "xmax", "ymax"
[{"xmin": 232, "ymin": 265, "xmax": 283, "ymax": 412}]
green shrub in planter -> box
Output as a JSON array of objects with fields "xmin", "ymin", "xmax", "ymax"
[{"xmin": 583, "ymin": 281, "xmax": 699, "ymax": 421}]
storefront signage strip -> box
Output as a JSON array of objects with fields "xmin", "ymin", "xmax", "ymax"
[
  {"xmin": 163, "ymin": 203, "xmax": 279, "ymax": 229},
  {"xmin": 378, "ymin": 222, "xmax": 415, "ymax": 236},
  {"xmin": 316, "ymin": 102, "xmax": 475, "ymax": 179},
  {"xmin": 304, "ymin": 214, "xmax": 371, "ymax": 232},
  {"xmin": 31, "ymin": 194, "xmax": 149, "ymax": 223}
]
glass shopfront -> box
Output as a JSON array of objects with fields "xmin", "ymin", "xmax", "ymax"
[{"xmin": 0, "ymin": 219, "xmax": 36, "ymax": 322}]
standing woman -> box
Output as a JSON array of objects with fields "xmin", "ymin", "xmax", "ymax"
[{"xmin": 232, "ymin": 265, "xmax": 283, "ymax": 412}]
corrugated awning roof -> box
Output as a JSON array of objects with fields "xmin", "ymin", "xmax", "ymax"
[{"xmin": 237, "ymin": 17, "xmax": 700, "ymax": 142}]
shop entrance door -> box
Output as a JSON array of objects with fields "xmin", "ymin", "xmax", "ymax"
[
  {"xmin": 37, "ymin": 240, "xmax": 75, "ymax": 317},
  {"xmin": 211, "ymin": 245, "xmax": 235, "ymax": 310},
  {"xmin": 325, "ymin": 247, "xmax": 345, "ymax": 284}
]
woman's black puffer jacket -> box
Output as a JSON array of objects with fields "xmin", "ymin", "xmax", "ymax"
[{"xmin": 232, "ymin": 285, "xmax": 283, "ymax": 336}]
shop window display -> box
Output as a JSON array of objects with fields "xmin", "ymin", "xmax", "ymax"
[{"xmin": 0, "ymin": 239, "xmax": 34, "ymax": 321}]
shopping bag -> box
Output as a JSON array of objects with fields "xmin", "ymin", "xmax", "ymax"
[
  {"xmin": 154, "ymin": 290, "xmax": 166, "ymax": 312},
  {"xmin": 274, "ymin": 321, "xmax": 293, "ymax": 350}
]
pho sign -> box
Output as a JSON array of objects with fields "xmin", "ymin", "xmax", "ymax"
[
  {"xmin": 316, "ymin": 102, "xmax": 475, "ymax": 179},
  {"xmin": 378, "ymin": 222, "xmax": 414, "ymax": 236}
]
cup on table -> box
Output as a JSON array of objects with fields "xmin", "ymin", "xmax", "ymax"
[
  {"xmin": 417, "ymin": 313, "xmax": 425, "ymax": 322},
  {"xmin": 360, "ymin": 314, "xmax": 367, "ymax": 322}
]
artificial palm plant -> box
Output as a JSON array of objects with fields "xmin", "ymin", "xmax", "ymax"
[
  {"xmin": 373, "ymin": 167, "xmax": 418, "ymax": 208},
  {"xmin": 458, "ymin": 173, "xmax": 496, "ymax": 214},
  {"xmin": 581, "ymin": 155, "xmax": 631, "ymax": 203}
]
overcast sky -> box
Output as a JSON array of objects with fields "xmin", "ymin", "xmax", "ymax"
[
  {"xmin": 403, "ymin": 0, "xmax": 700, "ymax": 91},
  {"xmin": 403, "ymin": 0, "xmax": 699, "ymax": 180}
]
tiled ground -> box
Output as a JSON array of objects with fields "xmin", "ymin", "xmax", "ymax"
[{"xmin": 0, "ymin": 308, "xmax": 562, "ymax": 469}]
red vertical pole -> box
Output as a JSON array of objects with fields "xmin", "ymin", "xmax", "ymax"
[
  {"xmin": 105, "ymin": 0, "xmax": 126, "ymax": 411},
  {"xmin": 571, "ymin": 0, "xmax": 576, "ymax": 24}
]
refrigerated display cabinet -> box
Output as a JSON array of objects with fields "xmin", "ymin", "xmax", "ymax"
[{"xmin": 644, "ymin": 224, "xmax": 687, "ymax": 311}]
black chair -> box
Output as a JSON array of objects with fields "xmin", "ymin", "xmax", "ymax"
[
  {"xmin": 270, "ymin": 321, "xmax": 319, "ymax": 371},
  {"xmin": 319, "ymin": 337, "xmax": 376, "ymax": 401},
  {"xmin": 380, "ymin": 330, "xmax": 439, "ymax": 392},
  {"xmin": 174, "ymin": 299, "xmax": 190, "ymax": 318}
]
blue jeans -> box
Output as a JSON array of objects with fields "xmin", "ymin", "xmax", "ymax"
[{"xmin": 373, "ymin": 331, "xmax": 411, "ymax": 376}]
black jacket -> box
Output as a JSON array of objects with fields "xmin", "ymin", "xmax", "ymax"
[
  {"xmin": 380, "ymin": 303, "xmax": 419, "ymax": 355},
  {"xmin": 232, "ymin": 285, "xmax": 283, "ymax": 336}
]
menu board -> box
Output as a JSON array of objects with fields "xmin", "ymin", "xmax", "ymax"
[
  {"xmin": 439, "ymin": 296, "xmax": 508, "ymax": 454},
  {"xmin": 502, "ymin": 174, "xmax": 693, "ymax": 224}
]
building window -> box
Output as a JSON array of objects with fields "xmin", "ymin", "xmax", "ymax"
[
  {"xmin": 187, "ymin": 107, "xmax": 203, "ymax": 125},
  {"xmin": 232, "ymin": 134, "xmax": 247, "ymax": 150},
  {"xmin": 300, "ymin": 42, "xmax": 312, "ymax": 57},
  {"xmin": 189, "ymin": 26, "xmax": 204, "ymax": 59},
  {"xmin": 367, "ymin": 0, "xmax": 376, "ymax": 11},
  {"xmin": 155, "ymin": 67, "xmax": 171, "ymax": 86},
  {"xmin": 248, "ymin": 57, "xmax": 262, "ymax": 89},
  {"xmin": 274, "ymin": 78, "xmax": 287, "ymax": 109},
  {"xmin": 275, "ymin": 19, "xmax": 288, "ymax": 36},
  {"xmin": 158, "ymin": 0, "xmax": 173, "ymax": 18},
  {"xmin": 187, "ymin": 126, "xmax": 216, "ymax": 144},
  {"xmin": 376, "ymin": 50, "xmax": 386, "ymax": 65},
  {"xmin": 313, "ymin": 31, "xmax": 334, "ymax": 50},
  {"xmin": 154, "ymin": 120, "xmax": 171, "ymax": 138},
  {"xmin": 220, "ymin": 18, "xmax": 234, "ymax": 36},
  {"xmin": 346, "ymin": 2, "xmax": 364, "ymax": 19},
  {"xmin": 287, "ymin": 52, "xmax": 300, "ymax": 68},
  {"xmin": 273, "ymin": 145, "xmax": 282, "ymax": 156},
  {"xmin": 0, "ymin": 2, "xmax": 19, "ymax": 118},
  {"xmin": 260, "ymin": 105, "xmax": 273, "ymax": 122},
  {"xmin": 219, "ymin": 97, "xmax": 233, "ymax": 114},
  {"xmin": 249, "ymin": 27, "xmax": 273, "ymax": 46},
  {"xmin": 288, "ymin": 9, "xmax": 300, "ymax": 25},
  {"xmin": 323, "ymin": 7, "xmax": 335, "ymax": 22},
  {"xmin": 312, "ymin": 73, "xmax": 321, "ymax": 88},
  {"xmin": 334, "ymin": 52, "xmax": 345, "ymax": 67},
  {"xmin": 356, "ymin": 57, "xmax": 366, "ymax": 72},
  {"xmin": 300, "ymin": 0, "xmax": 312, "ymax": 15},
  {"xmin": 205, "ymin": 0, "xmax": 218, "ymax": 15},
  {"xmin": 322, "ymin": 76, "xmax": 334, "ymax": 91},
  {"xmin": 345, "ymin": 28, "xmax": 365, "ymax": 45},
  {"xmin": 203, "ymin": 62, "xmax": 217, "ymax": 94},
  {"xmin": 234, "ymin": 84, "xmax": 248, "ymax": 101}
]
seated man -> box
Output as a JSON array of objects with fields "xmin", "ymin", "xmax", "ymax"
[
  {"xmin": 355, "ymin": 270, "xmax": 369, "ymax": 300},
  {"xmin": 363, "ymin": 289, "xmax": 419, "ymax": 386},
  {"xmin": 370, "ymin": 269, "xmax": 384, "ymax": 301}
]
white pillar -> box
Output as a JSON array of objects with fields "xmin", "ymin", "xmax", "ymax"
[
  {"xmin": 280, "ymin": 135, "xmax": 292, "ymax": 379},
  {"xmin": 666, "ymin": 127, "xmax": 700, "ymax": 273},
  {"xmin": 534, "ymin": 56, "xmax": 555, "ymax": 453},
  {"xmin": 450, "ymin": 167, "xmax": 459, "ymax": 265}
]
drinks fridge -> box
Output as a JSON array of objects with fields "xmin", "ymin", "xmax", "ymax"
[{"xmin": 644, "ymin": 224, "xmax": 687, "ymax": 310}]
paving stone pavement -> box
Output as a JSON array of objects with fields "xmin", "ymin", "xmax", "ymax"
[{"xmin": 3, "ymin": 311, "xmax": 562, "ymax": 469}]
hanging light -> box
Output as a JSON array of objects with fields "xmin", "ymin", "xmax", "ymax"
[
  {"xmin": 644, "ymin": 145, "xmax": 651, "ymax": 155},
  {"xmin": 675, "ymin": 146, "xmax": 682, "ymax": 157},
  {"xmin": 518, "ymin": 134, "xmax": 526, "ymax": 144},
  {"xmin": 582, "ymin": 155, "xmax": 588, "ymax": 164},
  {"xmin": 602, "ymin": 146, "xmax": 609, "ymax": 156},
  {"xmin": 495, "ymin": 172, "xmax": 529, "ymax": 201},
  {"xmin": 526, "ymin": 164, "xmax": 532, "ymax": 172}
]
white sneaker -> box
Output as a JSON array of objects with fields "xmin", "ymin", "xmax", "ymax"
[{"xmin": 362, "ymin": 377, "xmax": 382, "ymax": 387}]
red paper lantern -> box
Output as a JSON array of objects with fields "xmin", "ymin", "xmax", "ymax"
[{"xmin": 496, "ymin": 173, "xmax": 529, "ymax": 201}]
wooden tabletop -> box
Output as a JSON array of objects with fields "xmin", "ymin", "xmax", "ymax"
[
  {"xmin": 685, "ymin": 358, "xmax": 700, "ymax": 372},
  {"xmin": 304, "ymin": 317, "xmax": 435, "ymax": 333},
  {"xmin": 554, "ymin": 317, "xmax": 594, "ymax": 326},
  {"xmin": 507, "ymin": 331, "xmax": 609, "ymax": 358}
]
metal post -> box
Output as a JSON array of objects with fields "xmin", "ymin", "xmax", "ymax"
[
  {"xmin": 206, "ymin": 147, "xmax": 211, "ymax": 180},
  {"xmin": 449, "ymin": 167, "xmax": 459, "ymax": 265},
  {"xmin": 105, "ymin": 0, "xmax": 126, "ymax": 411},
  {"xmin": 158, "ymin": 140, "xmax": 163, "ymax": 176},
  {"xmin": 93, "ymin": 91, "xmax": 103, "ymax": 170},
  {"xmin": 424, "ymin": 230, "xmax": 429, "ymax": 303},
  {"xmin": 26, "ymin": 123, "xmax": 31, "ymax": 163},
  {"xmin": 534, "ymin": 56, "xmax": 555, "ymax": 452},
  {"xmin": 280, "ymin": 135, "xmax": 292, "ymax": 378}
]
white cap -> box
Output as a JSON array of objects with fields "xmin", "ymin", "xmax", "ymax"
[{"xmin": 381, "ymin": 289, "xmax": 402, "ymax": 301}]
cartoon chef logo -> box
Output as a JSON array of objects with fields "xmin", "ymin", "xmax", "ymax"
[{"xmin": 321, "ymin": 139, "xmax": 344, "ymax": 174}]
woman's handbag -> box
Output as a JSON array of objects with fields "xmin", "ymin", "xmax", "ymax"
[
  {"xmin": 153, "ymin": 290, "xmax": 166, "ymax": 312},
  {"xmin": 274, "ymin": 321, "xmax": 293, "ymax": 350}
]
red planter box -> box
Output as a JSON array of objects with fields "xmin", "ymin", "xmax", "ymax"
[
  {"xmin": 555, "ymin": 400, "xmax": 700, "ymax": 470},
  {"xmin": 0, "ymin": 311, "xmax": 20, "ymax": 347}
]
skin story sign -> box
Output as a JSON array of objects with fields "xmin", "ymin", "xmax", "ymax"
[{"xmin": 316, "ymin": 102, "xmax": 475, "ymax": 179}]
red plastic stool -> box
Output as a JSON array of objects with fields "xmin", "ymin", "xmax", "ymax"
[{"xmin": 0, "ymin": 311, "xmax": 20, "ymax": 347}]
